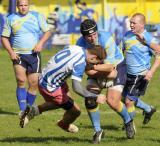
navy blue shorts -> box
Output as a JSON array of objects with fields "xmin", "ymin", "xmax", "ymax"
[
  {"xmin": 12, "ymin": 53, "xmax": 41, "ymax": 73},
  {"xmin": 123, "ymin": 74, "xmax": 149, "ymax": 97},
  {"xmin": 113, "ymin": 59, "xmax": 127, "ymax": 86}
]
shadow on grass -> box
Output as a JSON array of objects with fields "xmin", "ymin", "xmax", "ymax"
[
  {"xmin": 141, "ymin": 126, "xmax": 156, "ymax": 130},
  {"xmin": 0, "ymin": 108, "xmax": 17, "ymax": 115},
  {"xmin": 103, "ymin": 135, "xmax": 128, "ymax": 142},
  {"xmin": 0, "ymin": 136, "xmax": 91, "ymax": 143},
  {"xmin": 147, "ymin": 138, "xmax": 160, "ymax": 143},
  {"xmin": 0, "ymin": 135, "xmax": 129, "ymax": 144}
]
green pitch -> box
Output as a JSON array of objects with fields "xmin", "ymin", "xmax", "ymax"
[{"xmin": 0, "ymin": 48, "xmax": 160, "ymax": 146}]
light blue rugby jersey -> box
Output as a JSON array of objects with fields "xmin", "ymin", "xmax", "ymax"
[
  {"xmin": 39, "ymin": 45, "xmax": 86, "ymax": 92},
  {"xmin": 121, "ymin": 30, "xmax": 158, "ymax": 75},
  {"xmin": 76, "ymin": 31, "xmax": 124, "ymax": 65},
  {"xmin": 2, "ymin": 11, "xmax": 49, "ymax": 54}
]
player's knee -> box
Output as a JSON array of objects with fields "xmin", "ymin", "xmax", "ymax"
[
  {"xmin": 29, "ymin": 79, "xmax": 38, "ymax": 88},
  {"xmin": 61, "ymin": 97, "xmax": 75, "ymax": 111},
  {"xmin": 68, "ymin": 104, "xmax": 81, "ymax": 118},
  {"xmin": 85, "ymin": 98, "xmax": 98, "ymax": 110},
  {"xmin": 17, "ymin": 78, "xmax": 26, "ymax": 87},
  {"xmin": 106, "ymin": 97, "xmax": 119, "ymax": 110},
  {"xmin": 125, "ymin": 98, "xmax": 134, "ymax": 108},
  {"xmin": 74, "ymin": 109, "xmax": 81, "ymax": 117}
]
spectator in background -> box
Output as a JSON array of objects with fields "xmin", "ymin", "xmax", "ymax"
[
  {"xmin": 47, "ymin": 7, "xmax": 59, "ymax": 33},
  {"xmin": 1, "ymin": 0, "xmax": 51, "ymax": 125},
  {"xmin": 46, "ymin": 7, "xmax": 59, "ymax": 49}
]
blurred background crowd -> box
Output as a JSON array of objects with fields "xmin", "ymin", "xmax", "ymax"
[{"xmin": 0, "ymin": 0, "xmax": 160, "ymax": 48}]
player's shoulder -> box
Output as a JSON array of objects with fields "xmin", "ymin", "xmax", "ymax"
[
  {"xmin": 76, "ymin": 36, "xmax": 86, "ymax": 45},
  {"xmin": 123, "ymin": 30, "xmax": 134, "ymax": 40},
  {"xmin": 143, "ymin": 30, "xmax": 153, "ymax": 38},
  {"xmin": 29, "ymin": 11, "xmax": 42, "ymax": 17},
  {"xmin": 98, "ymin": 31, "xmax": 114, "ymax": 44},
  {"xmin": 67, "ymin": 45, "xmax": 83, "ymax": 50},
  {"xmin": 124, "ymin": 30, "xmax": 133, "ymax": 36},
  {"xmin": 65, "ymin": 45, "xmax": 84, "ymax": 53},
  {"xmin": 98, "ymin": 30, "xmax": 115, "ymax": 46},
  {"xmin": 98, "ymin": 30, "xmax": 112, "ymax": 38},
  {"xmin": 6, "ymin": 12, "xmax": 18, "ymax": 20}
]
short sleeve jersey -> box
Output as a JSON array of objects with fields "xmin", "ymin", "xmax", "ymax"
[
  {"xmin": 121, "ymin": 30, "xmax": 158, "ymax": 75},
  {"xmin": 39, "ymin": 45, "xmax": 86, "ymax": 92},
  {"xmin": 76, "ymin": 31, "xmax": 124, "ymax": 66},
  {"xmin": 2, "ymin": 11, "xmax": 49, "ymax": 54}
]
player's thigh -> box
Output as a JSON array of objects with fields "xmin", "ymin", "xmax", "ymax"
[
  {"xmin": 67, "ymin": 102, "xmax": 81, "ymax": 117},
  {"xmin": 107, "ymin": 86, "xmax": 123, "ymax": 102},
  {"xmin": 125, "ymin": 97, "xmax": 135, "ymax": 107},
  {"xmin": 39, "ymin": 102, "xmax": 60, "ymax": 111},
  {"xmin": 13, "ymin": 64, "xmax": 27, "ymax": 83},
  {"xmin": 39, "ymin": 83, "xmax": 74, "ymax": 110}
]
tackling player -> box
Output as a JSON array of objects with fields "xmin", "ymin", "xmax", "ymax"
[
  {"xmin": 19, "ymin": 45, "xmax": 106, "ymax": 135},
  {"xmin": 76, "ymin": 19, "xmax": 135, "ymax": 143}
]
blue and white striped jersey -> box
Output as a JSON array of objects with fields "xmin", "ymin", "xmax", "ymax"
[
  {"xmin": 76, "ymin": 31, "xmax": 124, "ymax": 66},
  {"xmin": 39, "ymin": 45, "xmax": 86, "ymax": 92},
  {"xmin": 121, "ymin": 30, "xmax": 158, "ymax": 75}
]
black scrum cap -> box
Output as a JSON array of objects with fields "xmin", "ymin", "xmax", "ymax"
[{"xmin": 80, "ymin": 19, "xmax": 97, "ymax": 36}]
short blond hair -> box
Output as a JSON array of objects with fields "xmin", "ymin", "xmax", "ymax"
[
  {"xmin": 132, "ymin": 13, "xmax": 146, "ymax": 24},
  {"xmin": 17, "ymin": 0, "xmax": 30, "ymax": 6}
]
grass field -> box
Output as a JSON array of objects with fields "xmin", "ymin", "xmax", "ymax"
[{"xmin": 0, "ymin": 48, "xmax": 160, "ymax": 146}]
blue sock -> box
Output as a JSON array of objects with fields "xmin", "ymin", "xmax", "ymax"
[
  {"xmin": 136, "ymin": 98, "xmax": 151, "ymax": 112},
  {"xmin": 26, "ymin": 92, "xmax": 36, "ymax": 106},
  {"xmin": 16, "ymin": 87, "xmax": 27, "ymax": 111},
  {"xmin": 129, "ymin": 111, "xmax": 136, "ymax": 119},
  {"xmin": 118, "ymin": 102, "xmax": 131, "ymax": 124},
  {"xmin": 87, "ymin": 107, "xmax": 101, "ymax": 132}
]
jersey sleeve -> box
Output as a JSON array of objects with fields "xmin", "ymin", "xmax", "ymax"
[
  {"xmin": 38, "ymin": 13, "xmax": 50, "ymax": 32},
  {"xmin": 104, "ymin": 35, "xmax": 123, "ymax": 65},
  {"xmin": 1, "ymin": 17, "xmax": 11, "ymax": 37},
  {"xmin": 71, "ymin": 57, "xmax": 86, "ymax": 81}
]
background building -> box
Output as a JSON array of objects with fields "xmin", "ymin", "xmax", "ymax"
[{"xmin": 1, "ymin": 0, "xmax": 160, "ymax": 46}]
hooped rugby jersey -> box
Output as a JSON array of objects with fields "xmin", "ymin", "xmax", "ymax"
[{"xmin": 39, "ymin": 45, "xmax": 86, "ymax": 92}]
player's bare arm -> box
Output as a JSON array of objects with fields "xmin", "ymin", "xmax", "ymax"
[
  {"xmin": 85, "ymin": 63, "xmax": 117, "ymax": 79},
  {"xmin": 1, "ymin": 37, "xmax": 20, "ymax": 60},
  {"xmin": 145, "ymin": 57, "xmax": 160, "ymax": 81},
  {"xmin": 34, "ymin": 31, "xmax": 52, "ymax": 52},
  {"xmin": 135, "ymin": 33, "xmax": 160, "ymax": 53}
]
